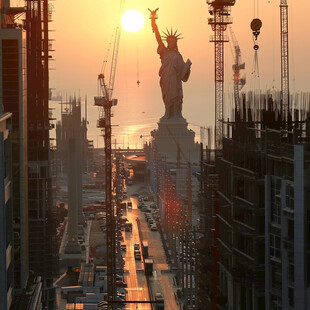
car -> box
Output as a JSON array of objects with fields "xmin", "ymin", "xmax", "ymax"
[
  {"xmin": 147, "ymin": 218, "xmax": 154, "ymax": 225},
  {"xmin": 141, "ymin": 206, "xmax": 148, "ymax": 212},
  {"xmin": 134, "ymin": 243, "xmax": 140, "ymax": 250},
  {"xmin": 116, "ymin": 293, "xmax": 126, "ymax": 300},
  {"xmin": 116, "ymin": 296, "xmax": 126, "ymax": 302},
  {"xmin": 116, "ymin": 281, "xmax": 127, "ymax": 288},
  {"xmin": 151, "ymin": 225, "xmax": 158, "ymax": 231},
  {"xmin": 134, "ymin": 253, "xmax": 141, "ymax": 260},
  {"xmin": 117, "ymin": 287, "xmax": 128, "ymax": 294},
  {"xmin": 116, "ymin": 274, "xmax": 124, "ymax": 281},
  {"xmin": 119, "ymin": 217, "xmax": 128, "ymax": 223},
  {"xmin": 143, "ymin": 196, "xmax": 148, "ymax": 201},
  {"xmin": 121, "ymin": 244, "xmax": 127, "ymax": 251},
  {"xmin": 150, "ymin": 203, "xmax": 157, "ymax": 209}
]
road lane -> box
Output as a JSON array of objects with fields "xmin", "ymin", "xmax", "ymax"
[
  {"xmin": 123, "ymin": 196, "xmax": 151, "ymax": 310},
  {"xmin": 139, "ymin": 210, "xmax": 178, "ymax": 310}
]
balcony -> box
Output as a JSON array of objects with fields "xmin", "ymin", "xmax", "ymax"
[{"xmin": 283, "ymin": 237, "xmax": 294, "ymax": 250}]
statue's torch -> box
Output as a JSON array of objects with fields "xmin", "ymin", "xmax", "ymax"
[{"xmin": 148, "ymin": 8, "xmax": 159, "ymax": 32}]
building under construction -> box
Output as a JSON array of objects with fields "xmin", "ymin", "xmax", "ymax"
[
  {"xmin": 146, "ymin": 141, "xmax": 201, "ymax": 309},
  {"xmin": 26, "ymin": 1, "xmax": 58, "ymax": 309},
  {"xmin": 55, "ymin": 97, "xmax": 93, "ymax": 176},
  {"xmin": 199, "ymin": 91, "xmax": 310, "ymax": 309}
]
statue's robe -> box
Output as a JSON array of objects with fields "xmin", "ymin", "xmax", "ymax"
[{"xmin": 157, "ymin": 43, "xmax": 191, "ymax": 118}]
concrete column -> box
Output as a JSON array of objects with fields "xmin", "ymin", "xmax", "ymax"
[
  {"xmin": 0, "ymin": 132, "xmax": 7, "ymax": 310},
  {"xmin": 74, "ymin": 103, "xmax": 85, "ymax": 227},
  {"xmin": 265, "ymin": 175, "xmax": 271, "ymax": 310},
  {"xmin": 294, "ymin": 145, "xmax": 306, "ymax": 309},
  {"xmin": 281, "ymin": 180, "xmax": 289, "ymax": 310},
  {"xmin": 64, "ymin": 138, "xmax": 81, "ymax": 254}
]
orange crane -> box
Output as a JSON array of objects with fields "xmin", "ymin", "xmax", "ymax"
[
  {"xmin": 207, "ymin": 0, "xmax": 236, "ymax": 150},
  {"xmin": 229, "ymin": 25, "xmax": 245, "ymax": 113},
  {"xmin": 95, "ymin": 1, "xmax": 124, "ymax": 309},
  {"xmin": 207, "ymin": 2, "xmax": 236, "ymax": 309}
]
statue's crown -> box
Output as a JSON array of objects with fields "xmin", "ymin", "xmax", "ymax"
[{"xmin": 162, "ymin": 28, "xmax": 183, "ymax": 41}]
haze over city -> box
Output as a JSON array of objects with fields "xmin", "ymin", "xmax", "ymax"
[
  {"xmin": 1, "ymin": 1, "xmax": 310, "ymax": 310},
  {"xmin": 47, "ymin": 0, "xmax": 310, "ymax": 147}
]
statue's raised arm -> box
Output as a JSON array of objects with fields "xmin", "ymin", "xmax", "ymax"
[
  {"xmin": 148, "ymin": 8, "xmax": 163, "ymax": 47},
  {"xmin": 149, "ymin": 8, "xmax": 192, "ymax": 120}
]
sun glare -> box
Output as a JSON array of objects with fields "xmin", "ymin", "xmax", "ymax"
[{"xmin": 121, "ymin": 10, "xmax": 145, "ymax": 33}]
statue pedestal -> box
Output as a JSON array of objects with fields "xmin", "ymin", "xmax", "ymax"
[{"xmin": 151, "ymin": 117, "xmax": 200, "ymax": 165}]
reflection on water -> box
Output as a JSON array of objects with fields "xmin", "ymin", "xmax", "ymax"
[{"xmin": 49, "ymin": 100, "xmax": 202, "ymax": 149}]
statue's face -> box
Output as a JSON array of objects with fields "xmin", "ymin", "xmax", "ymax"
[{"xmin": 167, "ymin": 37, "xmax": 177, "ymax": 49}]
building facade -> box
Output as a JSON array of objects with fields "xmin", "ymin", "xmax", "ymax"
[
  {"xmin": 265, "ymin": 130, "xmax": 310, "ymax": 309},
  {"xmin": 0, "ymin": 5, "xmax": 29, "ymax": 300},
  {"xmin": 26, "ymin": 1, "xmax": 57, "ymax": 308},
  {"xmin": 0, "ymin": 112, "xmax": 13, "ymax": 310},
  {"xmin": 202, "ymin": 94, "xmax": 310, "ymax": 309}
]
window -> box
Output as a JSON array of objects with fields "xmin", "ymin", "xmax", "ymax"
[
  {"xmin": 285, "ymin": 183, "xmax": 294, "ymax": 210},
  {"xmin": 271, "ymin": 178, "xmax": 281, "ymax": 224},
  {"xmin": 270, "ymin": 234, "xmax": 281, "ymax": 259},
  {"xmin": 288, "ymin": 287, "xmax": 294, "ymax": 307}
]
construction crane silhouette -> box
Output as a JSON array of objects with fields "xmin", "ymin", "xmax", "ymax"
[
  {"xmin": 207, "ymin": 0, "xmax": 236, "ymax": 150},
  {"xmin": 94, "ymin": 1, "xmax": 125, "ymax": 309},
  {"xmin": 280, "ymin": 0, "xmax": 289, "ymax": 118},
  {"xmin": 228, "ymin": 25, "xmax": 245, "ymax": 113},
  {"xmin": 207, "ymin": 2, "xmax": 236, "ymax": 309}
]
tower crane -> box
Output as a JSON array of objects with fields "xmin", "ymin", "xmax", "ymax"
[
  {"xmin": 95, "ymin": 1, "xmax": 125, "ymax": 309},
  {"xmin": 280, "ymin": 0, "xmax": 289, "ymax": 118},
  {"xmin": 228, "ymin": 25, "xmax": 245, "ymax": 113},
  {"xmin": 207, "ymin": 0, "xmax": 236, "ymax": 151}
]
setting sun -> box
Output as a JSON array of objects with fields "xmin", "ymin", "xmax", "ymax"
[{"xmin": 121, "ymin": 10, "xmax": 145, "ymax": 33}]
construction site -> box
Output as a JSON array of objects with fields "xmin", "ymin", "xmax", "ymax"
[
  {"xmin": 1, "ymin": 0, "xmax": 310, "ymax": 310},
  {"xmin": 30, "ymin": 0, "xmax": 310, "ymax": 309}
]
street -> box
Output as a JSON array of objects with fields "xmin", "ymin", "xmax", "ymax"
[{"xmin": 122, "ymin": 182, "xmax": 178, "ymax": 310}]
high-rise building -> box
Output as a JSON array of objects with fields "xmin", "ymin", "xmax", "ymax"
[
  {"xmin": 25, "ymin": 1, "xmax": 57, "ymax": 309},
  {"xmin": 265, "ymin": 134, "xmax": 310, "ymax": 309},
  {"xmin": 201, "ymin": 93, "xmax": 310, "ymax": 309},
  {"xmin": 0, "ymin": 112, "xmax": 14, "ymax": 310},
  {"xmin": 0, "ymin": 1, "xmax": 29, "ymax": 299}
]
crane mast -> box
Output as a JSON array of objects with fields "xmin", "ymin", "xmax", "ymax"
[
  {"xmin": 280, "ymin": 0, "xmax": 289, "ymax": 117},
  {"xmin": 229, "ymin": 26, "xmax": 245, "ymax": 113},
  {"xmin": 108, "ymin": 24, "xmax": 121, "ymax": 99},
  {"xmin": 208, "ymin": 0, "xmax": 235, "ymax": 150},
  {"xmin": 95, "ymin": 1, "xmax": 124, "ymax": 309}
]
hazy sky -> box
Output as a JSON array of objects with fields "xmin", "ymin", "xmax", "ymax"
[{"xmin": 48, "ymin": 0, "xmax": 310, "ymax": 147}]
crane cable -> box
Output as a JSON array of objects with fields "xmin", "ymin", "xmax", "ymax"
[
  {"xmin": 250, "ymin": 0, "xmax": 262, "ymax": 97},
  {"xmin": 137, "ymin": 45, "xmax": 140, "ymax": 87},
  {"xmin": 253, "ymin": 0, "xmax": 259, "ymax": 18}
]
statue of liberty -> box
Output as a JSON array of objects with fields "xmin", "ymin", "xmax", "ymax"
[{"xmin": 149, "ymin": 8, "xmax": 192, "ymax": 119}]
